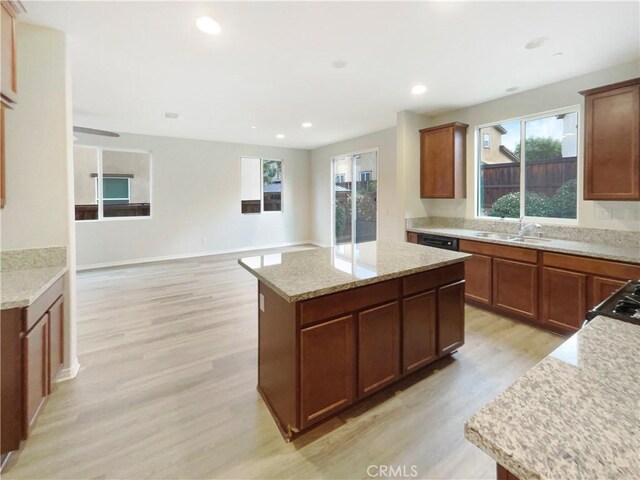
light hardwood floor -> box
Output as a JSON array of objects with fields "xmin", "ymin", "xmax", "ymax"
[{"xmin": 5, "ymin": 246, "xmax": 565, "ymax": 480}]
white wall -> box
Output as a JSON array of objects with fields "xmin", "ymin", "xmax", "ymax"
[
  {"xmin": 0, "ymin": 23, "xmax": 78, "ymax": 378},
  {"xmin": 404, "ymin": 61, "xmax": 640, "ymax": 231},
  {"xmin": 309, "ymin": 127, "xmax": 400, "ymax": 246},
  {"xmin": 73, "ymin": 132, "xmax": 311, "ymax": 267}
]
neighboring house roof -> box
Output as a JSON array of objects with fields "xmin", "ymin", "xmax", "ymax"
[
  {"xmin": 493, "ymin": 125, "xmax": 508, "ymax": 134},
  {"xmin": 335, "ymin": 185, "xmax": 350, "ymax": 192},
  {"xmin": 500, "ymin": 145, "xmax": 520, "ymax": 162}
]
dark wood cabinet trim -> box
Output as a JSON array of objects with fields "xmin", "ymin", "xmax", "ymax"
[{"xmin": 579, "ymin": 77, "xmax": 640, "ymax": 96}]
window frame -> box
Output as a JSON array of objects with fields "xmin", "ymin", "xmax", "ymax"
[
  {"xmin": 474, "ymin": 105, "xmax": 580, "ymax": 225},
  {"xmin": 74, "ymin": 145, "xmax": 153, "ymax": 223},
  {"xmin": 240, "ymin": 156, "xmax": 284, "ymax": 214}
]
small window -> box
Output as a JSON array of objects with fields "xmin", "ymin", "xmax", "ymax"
[
  {"xmin": 482, "ymin": 133, "xmax": 490, "ymax": 149},
  {"xmin": 335, "ymin": 174, "xmax": 346, "ymax": 183},
  {"xmin": 359, "ymin": 171, "xmax": 372, "ymax": 182},
  {"xmin": 241, "ymin": 157, "xmax": 283, "ymax": 213},
  {"xmin": 98, "ymin": 177, "xmax": 130, "ymax": 204}
]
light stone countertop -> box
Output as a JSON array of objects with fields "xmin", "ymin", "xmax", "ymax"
[
  {"xmin": 407, "ymin": 226, "xmax": 640, "ymax": 264},
  {"xmin": 1, "ymin": 265, "xmax": 68, "ymax": 310},
  {"xmin": 465, "ymin": 316, "xmax": 640, "ymax": 480},
  {"xmin": 238, "ymin": 240, "xmax": 470, "ymax": 302}
]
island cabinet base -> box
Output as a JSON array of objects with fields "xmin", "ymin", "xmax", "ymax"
[
  {"xmin": 257, "ymin": 263, "xmax": 465, "ymax": 440},
  {"xmin": 497, "ymin": 464, "xmax": 521, "ymax": 480}
]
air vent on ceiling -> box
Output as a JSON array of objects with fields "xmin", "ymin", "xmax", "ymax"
[{"xmin": 164, "ymin": 112, "xmax": 180, "ymax": 120}]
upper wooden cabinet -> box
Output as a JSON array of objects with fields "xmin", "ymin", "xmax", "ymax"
[
  {"xmin": 580, "ymin": 78, "xmax": 640, "ymax": 200},
  {"xmin": 1, "ymin": 1, "xmax": 24, "ymax": 108},
  {"xmin": 419, "ymin": 122, "xmax": 468, "ymax": 199}
]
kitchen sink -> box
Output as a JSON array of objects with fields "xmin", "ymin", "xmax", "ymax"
[
  {"xmin": 473, "ymin": 232, "xmax": 514, "ymax": 240},
  {"xmin": 509, "ymin": 236, "xmax": 551, "ymax": 244}
]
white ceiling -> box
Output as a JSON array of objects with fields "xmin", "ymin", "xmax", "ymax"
[{"xmin": 25, "ymin": 1, "xmax": 640, "ymax": 150}]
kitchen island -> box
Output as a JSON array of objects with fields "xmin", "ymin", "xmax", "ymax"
[
  {"xmin": 465, "ymin": 315, "xmax": 640, "ymax": 480},
  {"xmin": 239, "ymin": 240, "xmax": 470, "ymax": 439}
]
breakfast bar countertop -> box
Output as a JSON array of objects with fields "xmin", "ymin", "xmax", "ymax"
[
  {"xmin": 465, "ymin": 315, "xmax": 640, "ymax": 480},
  {"xmin": 238, "ymin": 240, "xmax": 470, "ymax": 303},
  {"xmin": 1, "ymin": 266, "xmax": 68, "ymax": 310},
  {"xmin": 407, "ymin": 226, "xmax": 640, "ymax": 264}
]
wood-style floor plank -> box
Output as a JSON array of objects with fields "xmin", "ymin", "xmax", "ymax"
[{"xmin": 4, "ymin": 246, "xmax": 564, "ymax": 479}]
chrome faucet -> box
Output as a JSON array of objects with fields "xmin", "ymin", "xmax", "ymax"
[{"xmin": 518, "ymin": 216, "xmax": 542, "ymax": 237}]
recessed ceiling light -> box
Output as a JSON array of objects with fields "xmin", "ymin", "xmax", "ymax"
[
  {"xmin": 250, "ymin": 126, "xmax": 256, "ymax": 129},
  {"xmin": 506, "ymin": 86, "xmax": 519, "ymax": 93},
  {"xmin": 302, "ymin": 122, "xmax": 312, "ymax": 128},
  {"xmin": 196, "ymin": 16, "xmax": 221, "ymax": 35},
  {"xmin": 525, "ymin": 37, "xmax": 548, "ymax": 49},
  {"xmin": 276, "ymin": 134, "xmax": 285, "ymax": 139},
  {"xmin": 411, "ymin": 85, "xmax": 427, "ymax": 95},
  {"xmin": 164, "ymin": 112, "xmax": 180, "ymax": 119},
  {"xmin": 332, "ymin": 60, "xmax": 347, "ymax": 69}
]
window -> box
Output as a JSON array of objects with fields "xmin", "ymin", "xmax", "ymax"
[
  {"xmin": 359, "ymin": 170, "xmax": 372, "ymax": 182},
  {"xmin": 74, "ymin": 146, "xmax": 151, "ymax": 221},
  {"xmin": 335, "ymin": 174, "xmax": 346, "ymax": 183},
  {"xmin": 482, "ymin": 133, "xmax": 490, "ymax": 149},
  {"xmin": 241, "ymin": 157, "xmax": 283, "ymax": 213},
  {"xmin": 477, "ymin": 108, "xmax": 578, "ymax": 221}
]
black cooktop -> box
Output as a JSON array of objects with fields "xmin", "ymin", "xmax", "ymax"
[{"xmin": 587, "ymin": 280, "xmax": 640, "ymax": 326}]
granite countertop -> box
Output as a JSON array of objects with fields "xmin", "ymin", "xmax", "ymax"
[
  {"xmin": 238, "ymin": 240, "xmax": 470, "ymax": 302},
  {"xmin": 407, "ymin": 226, "xmax": 640, "ymax": 264},
  {"xmin": 1, "ymin": 265, "xmax": 68, "ymax": 310},
  {"xmin": 465, "ymin": 315, "xmax": 640, "ymax": 480}
]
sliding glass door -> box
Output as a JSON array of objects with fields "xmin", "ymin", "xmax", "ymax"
[{"xmin": 332, "ymin": 149, "xmax": 378, "ymax": 245}]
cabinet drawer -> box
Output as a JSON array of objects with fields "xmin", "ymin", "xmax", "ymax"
[
  {"xmin": 23, "ymin": 277, "xmax": 64, "ymax": 332},
  {"xmin": 402, "ymin": 262, "xmax": 464, "ymax": 296},
  {"xmin": 542, "ymin": 252, "xmax": 640, "ymax": 280},
  {"xmin": 460, "ymin": 240, "xmax": 538, "ymax": 264},
  {"xmin": 300, "ymin": 279, "xmax": 400, "ymax": 326}
]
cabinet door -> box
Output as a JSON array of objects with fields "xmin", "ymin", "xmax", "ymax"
[
  {"xmin": 420, "ymin": 127, "xmax": 454, "ymax": 198},
  {"xmin": 0, "ymin": 3, "xmax": 17, "ymax": 106},
  {"xmin": 462, "ymin": 254, "xmax": 492, "ymax": 305},
  {"xmin": 542, "ymin": 268, "xmax": 587, "ymax": 333},
  {"xmin": 358, "ymin": 302, "xmax": 400, "ymax": 396},
  {"xmin": 24, "ymin": 315, "xmax": 49, "ymax": 437},
  {"xmin": 493, "ymin": 259, "xmax": 538, "ymax": 320},
  {"xmin": 300, "ymin": 315, "xmax": 355, "ymax": 428},
  {"xmin": 589, "ymin": 276, "xmax": 626, "ymax": 309},
  {"xmin": 584, "ymin": 82, "xmax": 640, "ymax": 200},
  {"xmin": 402, "ymin": 291, "xmax": 437, "ymax": 373},
  {"xmin": 48, "ymin": 296, "xmax": 64, "ymax": 390},
  {"xmin": 438, "ymin": 280, "xmax": 465, "ymax": 355},
  {"xmin": 406, "ymin": 231, "xmax": 419, "ymax": 244}
]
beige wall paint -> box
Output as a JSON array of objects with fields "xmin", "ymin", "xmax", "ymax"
[
  {"xmin": 103, "ymin": 150, "xmax": 151, "ymax": 204},
  {"xmin": 0, "ymin": 23, "xmax": 78, "ymax": 378},
  {"xmin": 310, "ymin": 127, "xmax": 399, "ymax": 246},
  {"xmin": 73, "ymin": 146, "xmax": 98, "ymax": 205},
  {"xmin": 400, "ymin": 60, "xmax": 640, "ymax": 231},
  {"xmin": 74, "ymin": 132, "xmax": 311, "ymax": 267}
]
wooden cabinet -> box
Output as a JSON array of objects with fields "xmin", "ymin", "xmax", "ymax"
[
  {"xmin": 419, "ymin": 122, "xmax": 468, "ymax": 198},
  {"xmin": 0, "ymin": 1, "xmax": 21, "ymax": 108},
  {"xmin": 23, "ymin": 315, "xmax": 48, "ymax": 436},
  {"xmin": 493, "ymin": 258, "xmax": 538, "ymax": 321},
  {"xmin": 581, "ymin": 78, "xmax": 640, "ymax": 200},
  {"xmin": 462, "ymin": 253, "xmax": 492, "ymax": 305},
  {"xmin": 358, "ymin": 302, "xmax": 400, "ymax": 396},
  {"xmin": 406, "ymin": 231, "xmax": 419, "ymax": 244},
  {"xmin": 589, "ymin": 276, "xmax": 626, "ymax": 307},
  {"xmin": 438, "ymin": 280, "xmax": 465, "ymax": 355},
  {"xmin": 402, "ymin": 291, "xmax": 437, "ymax": 373},
  {"xmin": 1, "ymin": 276, "xmax": 64, "ymax": 457},
  {"xmin": 542, "ymin": 267, "xmax": 587, "ymax": 333},
  {"xmin": 300, "ymin": 315, "xmax": 355, "ymax": 428},
  {"xmin": 1, "ymin": 104, "xmax": 5, "ymax": 208}
]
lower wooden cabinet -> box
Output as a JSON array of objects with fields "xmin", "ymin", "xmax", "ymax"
[
  {"xmin": 542, "ymin": 267, "xmax": 587, "ymax": 333},
  {"xmin": 589, "ymin": 276, "xmax": 626, "ymax": 307},
  {"xmin": 24, "ymin": 316, "xmax": 48, "ymax": 436},
  {"xmin": 1, "ymin": 276, "xmax": 64, "ymax": 457},
  {"xmin": 358, "ymin": 302, "xmax": 400, "ymax": 396},
  {"xmin": 438, "ymin": 280, "xmax": 465, "ymax": 355},
  {"xmin": 493, "ymin": 258, "xmax": 538, "ymax": 321},
  {"xmin": 406, "ymin": 231, "xmax": 419, "ymax": 244},
  {"xmin": 402, "ymin": 291, "xmax": 437, "ymax": 373},
  {"xmin": 463, "ymin": 253, "xmax": 492, "ymax": 305},
  {"xmin": 300, "ymin": 315, "xmax": 355, "ymax": 428}
]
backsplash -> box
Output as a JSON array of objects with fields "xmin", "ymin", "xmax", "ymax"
[
  {"xmin": 0, "ymin": 246, "xmax": 67, "ymax": 271},
  {"xmin": 406, "ymin": 217, "xmax": 640, "ymax": 248}
]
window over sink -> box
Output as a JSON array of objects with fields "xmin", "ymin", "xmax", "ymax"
[{"xmin": 476, "ymin": 107, "xmax": 578, "ymax": 222}]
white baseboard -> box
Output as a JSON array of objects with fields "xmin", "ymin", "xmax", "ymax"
[
  {"xmin": 76, "ymin": 240, "xmax": 320, "ymax": 271},
  {"xmin": 57, "ymin": 358, "xmax": 80, "ymax": 382}
]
